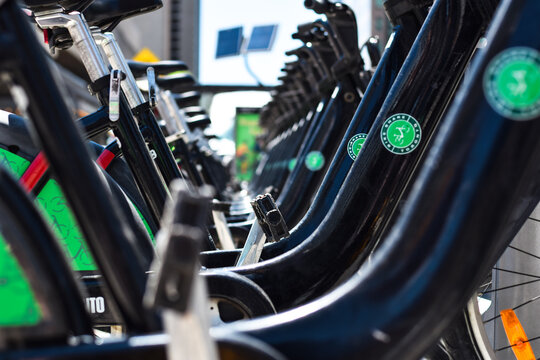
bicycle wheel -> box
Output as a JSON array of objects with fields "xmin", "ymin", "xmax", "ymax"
[{"xmin": 429, "ymin": 203, "xmax": 540, "ymax": 360}]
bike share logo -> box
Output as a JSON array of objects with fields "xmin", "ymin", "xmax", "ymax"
[
  {"xmin": 288, "ymin": 158, "xmax": 297, "ymax": 171},
  {"xmin": 483, "ymin": 47, "xmax": 540, "ymax": 121},
  {"xmin": 304, "ymin": 151, "xmax": 325, "ymax": 171},
  {"xmin": 347, "ymin": 133, "xmax": 367, "ymax": 160},
  {"xmin": 380, "ymin": 114, "xmax": 421, "ymax": 155}
]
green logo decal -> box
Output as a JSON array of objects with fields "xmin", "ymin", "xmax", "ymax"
[
  {"xmin": 380, "ymin": 113, "xmax": 421, "ymax": 155},
  {"xmin": 347, "ymin": 133, "xmax": 367, "ymax": 160},
  {"xmin": 305, "ymin": 151, "xmax": 325, "ymax": 171},
  {"xmin": 484, "ymin": 47, "xmax": 540, "ymax": 120},
  {"xmin": 288, "ymin": 158, "xmax": 297, "ymax": 172}
]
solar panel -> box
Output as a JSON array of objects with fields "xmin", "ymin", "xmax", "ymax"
[
  {"xmin": 215, "ymin": 26, "xmax": 243, "ymax": 58},
  {"xmin": 247, "ymin": 25, "xmax": 278, "ymax": 51}
]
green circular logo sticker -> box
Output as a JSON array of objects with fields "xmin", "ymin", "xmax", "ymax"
[
  {"xmin": 484, "ymin": 47, "xmax": 540, "ymax": 120},
  {"xmin": 380, "ymin": 113, "xmax": 421, "ymax": 155},
  {"xmin": 288, "ymin": 158, "xmax": 297, "ymax": 171},
  {"xmin": 347, "ymin": 133, "xmax": 367, "ymax": 160},
  {"xmin": 305, "ymin": 151, "xmax": 325, "ymax": 171}
]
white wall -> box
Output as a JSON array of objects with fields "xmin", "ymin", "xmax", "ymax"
[{"xmin": 199, "ymin": 0, "xmax": 372, "ymax": 86}]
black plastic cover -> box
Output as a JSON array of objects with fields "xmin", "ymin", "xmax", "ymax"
[
  {"xmin": 22, "ymin": 0, "xmax": 94, "ymax": 12},
  {"xmin": 84, "ymin": 0, "xmax": 162, "ymax": 31}
]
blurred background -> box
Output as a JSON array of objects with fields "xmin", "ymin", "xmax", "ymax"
[
  {"xmin": 1, "ymin": 0, "xmax": 391, "ymax": 181},
  {"xmin": 114, "ymin": 0, "xmax": 390, "ymax": 83},
  {"xmin": 113, "ymin": 0, "xmax": 390, "ymax": 166}
]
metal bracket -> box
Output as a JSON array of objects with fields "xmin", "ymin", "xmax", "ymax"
[
  {"xmin": 211, "ymin": 200, "xmax": 235, "ymax": 250},
  {"xmin": 145, "ymin": 181, "xmax": 211, "ymax": 313},
  {"xmin": 147, "ymin": 66, "xmax": 157, "ymax": 108},
  {"xmin": 108, "ymin": 69, "xmax": 124, "ymax": 121},
  {"xmin": 34, "ymin": 11, "xmax": 109, "ymax": 82},
  {"xmin": 144, "ymin": 181, "xmax": 217, "ymax": 360},
  {"xmin": 149, "ymin": 225, "xmax": 201, "ymax": 313},
  {"xmin": 235, "ymin": 193, "xmax": 289, "ymax": 266},
  {"xmin": 251, "ymin": 193, "xmax": 289, "ymax": 242},
  {"xmin": 92, "ymin": 31, "xmax": 147, "ymax": 108}
]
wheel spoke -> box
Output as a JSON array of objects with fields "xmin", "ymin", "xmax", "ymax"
[
  {"xmin": 481, "ymin": 279, "xmax": 540, "ymax": 295},
  {"xmin": 509, "ymin": 245, "xmax": 540, "ymax": 261},
  {"xmin": 483, "ymin": 294, "xmax": 540, "ymax": 323},
  {"xmin": 493, "ymin": 267, "xmax": 540, "ymax": 279}
]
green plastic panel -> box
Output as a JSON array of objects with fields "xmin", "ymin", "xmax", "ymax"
[
  {"xmin": 36, "ymin": 180, "xmax": 97, "ymax": 271},
  {"xmin": 0, "ymin": 148, "xmax": 42, "ymax": 326},
  {"xmin": 0, "ymin": 148, "xmax": 30, "ymax": 177},
  {"xmin": 0, "ymin": 148, "xmax": 97, "ymax": 271},
  {"xmin": 0, "ymin": 147, "xmax": 154, "ymax": 272},
  {"xmin": 0, "ymin": 234, "xmax": 42, "ymax": 326}
]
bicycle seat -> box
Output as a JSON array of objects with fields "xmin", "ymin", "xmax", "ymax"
[
  {"xmin": 182, "ymin": 106, "xmax": 206, "ymax": 117},
  {"xmin": 173, "ymin": 91, "xmax": 201, "ymax": 107},
  {"xmin": 22, "ymin": 0, "xmax": 93, "ymax": 12},
  {"xmin": 186, "ymin": 115, "xmax": 211, "ymax": 131},
  {"xmin": 83, "ymin": 0, "xmax": 162, "ymax": 31},
  {"xmin": 127, "ymin": 60, "xmax": 189, "ymax": 78},
  {"xmin": 155, "ymin": 73, "xmax": 196, "ymax": 92}
]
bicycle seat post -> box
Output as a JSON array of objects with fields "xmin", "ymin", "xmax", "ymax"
[
  {"xmin": 92, "ymin": 31, "xmax": 145, "ymax": 108},
  {"xmin": 35, "ymin": 10, "xmax": 172, "ymax": 222},
  {"xmin": 34, "ymin": 11, "xmax": 108, "ymax": 82},
  {"xmin": 158, "ymin": 90, "xmax": 194, "ymax": 138},
  {"xmin": 92, "ymin": 30, "xmax": 182, "ymax": 186}
]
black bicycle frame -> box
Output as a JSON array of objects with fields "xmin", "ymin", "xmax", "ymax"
[
  {"xmin": 0, "ymin": 0, "xmax": 160, "ymax": 333},
  {"xmin": 276, "ymin": 77, "xmax": 361, "ymax": 226},
  {"xmin": 105, "ymin": 93, "xmax": 169, "ymax": 223},
  {"xmin": 220, "ymin": 1, "xmax": 540, "ymax": 359},
  {"xmin": 206, "ymin": 0, "xmax": 499, "ymax": 312},
  {"xmin": 201, "ymin": 0, "xmax": 430, "ymax": 268},
  {"xmin": 134, "ymin": 105, "xmax": 181, "ymax": 187}
]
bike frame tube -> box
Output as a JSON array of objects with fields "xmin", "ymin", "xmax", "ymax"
[
  {"xmin": 251, "ymin": 113, "xmax": 312, "ymax": 195},
  {"xmin": 156, "ymin": 89, "xmax": 208, "ymax": 187},
  {"xmin": 262, "ymin": 17, "xmax": 365, "ymax": 223},
  {"xmin": 78, "ymin": 105, "xmax": 111, "ymax": 138},
  {"xmin": 252, "ymin": 98, "xmax": 328, "ymax": 195},
  {"xmin": 277, "ymin": 76, "xmax": 361, "ymax": 225},
  {"xmin": 251, "ymin": 37, "xmax": 336, "ymax": 194}
]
